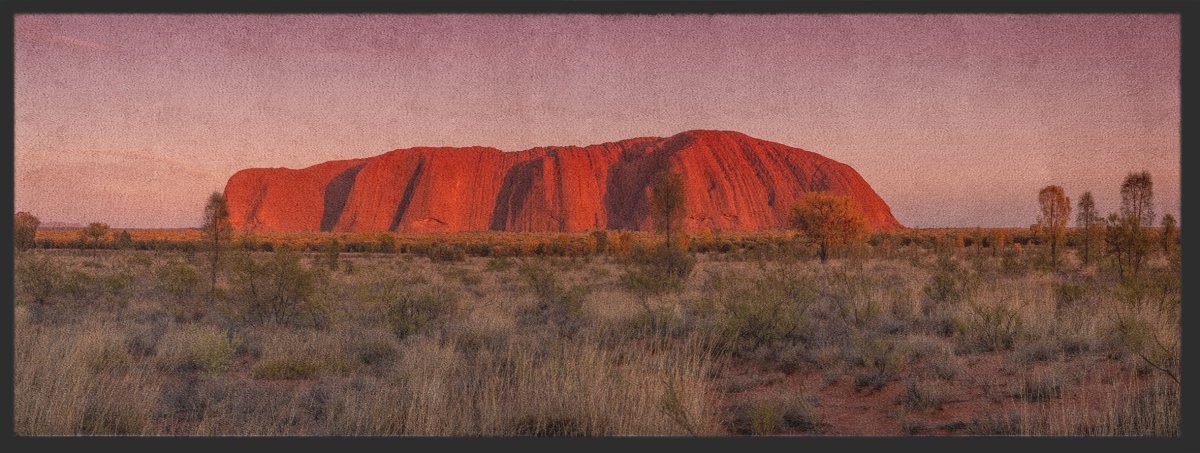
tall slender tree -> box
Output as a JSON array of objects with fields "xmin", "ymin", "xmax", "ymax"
[
  {"xmin": 1075, "ymin": 191, "xmax": 1101, "ymax": 264},
  {"xmin": 1160, "ymin": 214, "xmax": 1178, "ymax": 256},
  {"xmin": 1120, "ymin": 172, "xmax": 1155, "ymax": 278},
  {"xmin": 1037, "ymin": 185, "xmax": 1071, "ymax": 268},
  {"xmin": 650, "ymin": 172, "xmax": 687, "ymax": 250},
  {"xmin": 1121, "ymin": 172, "xmax": 1155, "ymax": 230},
  {"xmin": 202, "ymin": 192, "xmax": 233, "ymax": 304}
]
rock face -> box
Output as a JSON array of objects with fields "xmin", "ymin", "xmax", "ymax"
[{"xmin": 224, "ymin": 130, "xmax": 903, "ymax": 233}]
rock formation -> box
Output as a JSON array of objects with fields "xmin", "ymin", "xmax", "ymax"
[{"xmin": 224, "ymin": 130, "xmax": 903, "ymax": 232}]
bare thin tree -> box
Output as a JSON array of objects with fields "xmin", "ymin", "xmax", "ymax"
[
  {"xmin": 1161, "ymin": 214, "xmax": 1178, "ymax": 256},
  {"xmin": 1120, "ymin": 172, "xmax": 1155, "ymax": 278},
  {"xmin": 202, "ymin": 192, "xmax": 233, "ymax": 305},
  {"xmin": 1075, "ymin": 191, "xmax": 1100, "ymax": 264},
  {"xmin": 650, "ymin": 172, "xmax": 687, "ymax": 250}
]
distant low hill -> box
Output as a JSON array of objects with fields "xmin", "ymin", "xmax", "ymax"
[
  {"xmin": 224, "ymin": 130, "xmax": 903, "ymax": 233},
  {"xmin": 40, "ymin": 221, "xmax": 84, "ymax": 229}
]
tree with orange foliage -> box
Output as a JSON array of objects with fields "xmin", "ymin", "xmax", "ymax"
[
  {"xmin": 14, "ymin": 211, "xmax": 40, "ymax": 252},
  {"xmin": 789, "ymin": 193, "xmax": 869, "ymax": 263},
  {"xmin": 1037, "ymin": 185, "xmax": 1071, "ymax": 268}
]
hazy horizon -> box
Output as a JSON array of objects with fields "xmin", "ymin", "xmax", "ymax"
[{"xmin": 15, "ymin": 14, "xmax": 1180, "ymax": 229}]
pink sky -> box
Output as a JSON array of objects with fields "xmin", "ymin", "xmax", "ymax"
[{"xmin": 14, "ymin": 14, "xmax": 1179, "ymax": 228}]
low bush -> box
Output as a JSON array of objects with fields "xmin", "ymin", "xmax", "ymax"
[
  {"xmin": 964, "ymin": 299, "xmax": 1027, "ymax": 352},
  {"xmin": 15, "ymin": 255, "xmax": 62, "ymax": 306},
  {"xmin": 851, "ymin": 337, "xmax": 910, "ymax": 392},
  {"xmin": 252, "ymin": 356, "xmax": 323, "ymax": 380},
  {"xmin": 897, "ymin": 380, "xmax": 948, "ymax": 411},
  {"xmin": 923, "ymin": 258, "xmax": 972, "ymax": 307},
  {"xmin": 707, "ymin": 271, "xmax": 814, "ymax": 354},
  {"xmin": 155, "ymin": 325, "xmax": 241, "ymax": 372},
  {"xmin": 621, "ymin": 243, "xmax": 696, "ymax": 295},
  {"xmin": 427, "ymin": 242, "xmax": 466, "ymax": 263},
  {"xmin": 384, "ymin": 286, "xmax": 459, "ymax": 339},
  {"xmin": 724, "ymin": 394, "xmax": 820, "ymax": 435},
  {"xmin": 516, "ymin": 262, "xmax": 589, "ymax": 337},
  {"xmin": 224, "ymin": 247, "xmax": 333, "ymax": 328}
]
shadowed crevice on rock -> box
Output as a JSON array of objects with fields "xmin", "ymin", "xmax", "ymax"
[
  {"xmin": 603, "ymin": 143, "xmax": 676, "ymax": 230},
  {"xmin": 389, "ymin": 159, "xmax": 426, "ymax": 231},
  {"xmin": 490, "ymin": 159, "xmax": 542, "ymax": 231},
  {"xmin": 320, "ymin": 163, "xmax": 366, "ymax": 231}
]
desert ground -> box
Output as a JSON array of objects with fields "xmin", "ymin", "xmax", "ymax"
[{"xmin": 13, "ymin": 230, "xmax": 1180, "ymax": 436}]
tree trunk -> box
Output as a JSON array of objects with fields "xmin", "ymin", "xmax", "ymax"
[{"xmin": 1050, "ymin": 236, "xmax": 1057, "ymax": 269}]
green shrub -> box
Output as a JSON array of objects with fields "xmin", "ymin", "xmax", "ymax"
[
  {"xmin": 427, "ymin": 242, "xmax": 466, "ymax": 263},
  {"xmin": 852, "ymin": 337, "xmax": 910, "ymax": 392},
  {"xmin": 619, "ymin": 304, "xmax": 687, "ymax": 340},
  {"xmin": 156, "ymin": 325, "xmax": 240, "ymax": 372},
  {"xmin": 750, "ymin": 404, "xmax": 778, "ymax": 435},
  {"xmin": 60, "ymin": 270, "xmax": 97, "ymax": 305},
  {"xmin": 621, "ymin": 243, "xmax": 696, "ymax": 295},
  {"xmin": 725, "ymin": 394, "xmax": 820, "ymax": 435},
  {"xmin": 193, "ymin": 329, "xmax": 240, "ymax": 372},
  {"xmin": 15, "ymin": 255, "xmax": 62, "ymax": 306},
  {"xmin": 965, "ymin": 299, "xmax": 1026, "ymax": 352},
  {"xmin": 898, "ymin": 380, "xmax": 948, "ymax": 411},
  {"xmin": 1000, "ymin": 250, "xmax": 1028, "ymax": 275},
  {"xmin": 1054, "ymin": 282, "xmax": 1088, "ymax": 310},
  {"xmin": 1021, "ymin": 372, "xmax": 1063, "ymax": 402},
  {"xmin": 224, "ymin": 247, "xmax": 332, "ymax": 327},
  {"xmin": 484, "ymin": 256, "xmax": 515, "ymax": 272},
  {"xmin": 516, "ymin": 262, "xmax": 589, "ymax": 337},
  {"xmin": 707, "ymin": 271, "xmax": 814, "ymax": 354},
  {"xmin": 252, "ymin": 356, "xmax": 323, "ymax": 380},
  {"xmin": 157, "ymin": 260, "xmax": 200, "ymax": 300},
  {"xmin": 98, "ymin": 272, "xmax": 134, "ymax": 308},
  {"xmin": 923, "ymin": 258, "xmax": 971, "ymax": 307},
  {"xmin": 385, "ymin": 286, "xmax": 459, "ymax": 339},
  {"xmin": 345, "ymin": 331, "xmax": 397, "ymax": 365}
]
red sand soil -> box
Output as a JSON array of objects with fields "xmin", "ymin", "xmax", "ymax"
[{"xmin": 712, "ymin": 351, "xmax": 1150, "ymax": 436}]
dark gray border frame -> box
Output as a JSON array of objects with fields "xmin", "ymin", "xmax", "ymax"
[{"xmin": 2, "ymin": 1, "xmax": 1191, "ymax": 451}]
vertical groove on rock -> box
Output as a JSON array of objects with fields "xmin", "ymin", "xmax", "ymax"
[
  {"xmin": 388, "ymin": 158, "xmax": 425, "ymax": 232},
  {"xmin": 321, "ymin": 163, "xmax": 366, "ymax": 232}
]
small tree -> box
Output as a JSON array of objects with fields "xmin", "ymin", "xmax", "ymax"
[
  {"xmin": 324, "ymin": 238, "xmax": 341, "ymax": 270},
  {"xmin": 590, "ymin": 230, "xmax": 609, "ymax": 255},
  {"xmin": 1114, "ymin": 172, "xmax": 1155, "ymax": 279},
  {"xmin": 789, "ymin": 193, "xmax": 869, "ymax": 263},
  {"xmin": 1121, "ymin": 172, "xmax": 1155, "ymax": 231},
  {"xmin": 650, "ymin": 172, "xmax": 687, "ymax": 250},
  {"xmin": 1037, "ymin": 185, "xmax": 1071, "ymax": 268},
  {"xmin": 989, "ymin": 229, "xmax": 1008, "ymax": 257},
  {"xmin": 14, "ymin": 211, "xmax": 40, "ymax": 252},
  {"xmin": 202, "ymin": 192, "xmax": 233, "ymax": 304},
  {"xmin": 115, "ymin": 229, "xmax": 134, "ymax": 250},
  {"xmin": 1075, "ymin": 191, "xmax": 1101, "ymax": 264},
  {"xmin": 972, "ymin": 226, "xmax": 985, "ymax": 255},
  {"xmin": 376, "ymin": 233, "xmax": 397, "ymax": 254},
  {"xmin": 1105, "ymin": 213, "xmax": 1131, "ymax": 279},
  {"xmin": 1160, "ymin": 214, "xmax": 1178, "ymax": 256},
  {"xmin": 82, "ymin": 222, "xmax": 111, "ymax": 249}
]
